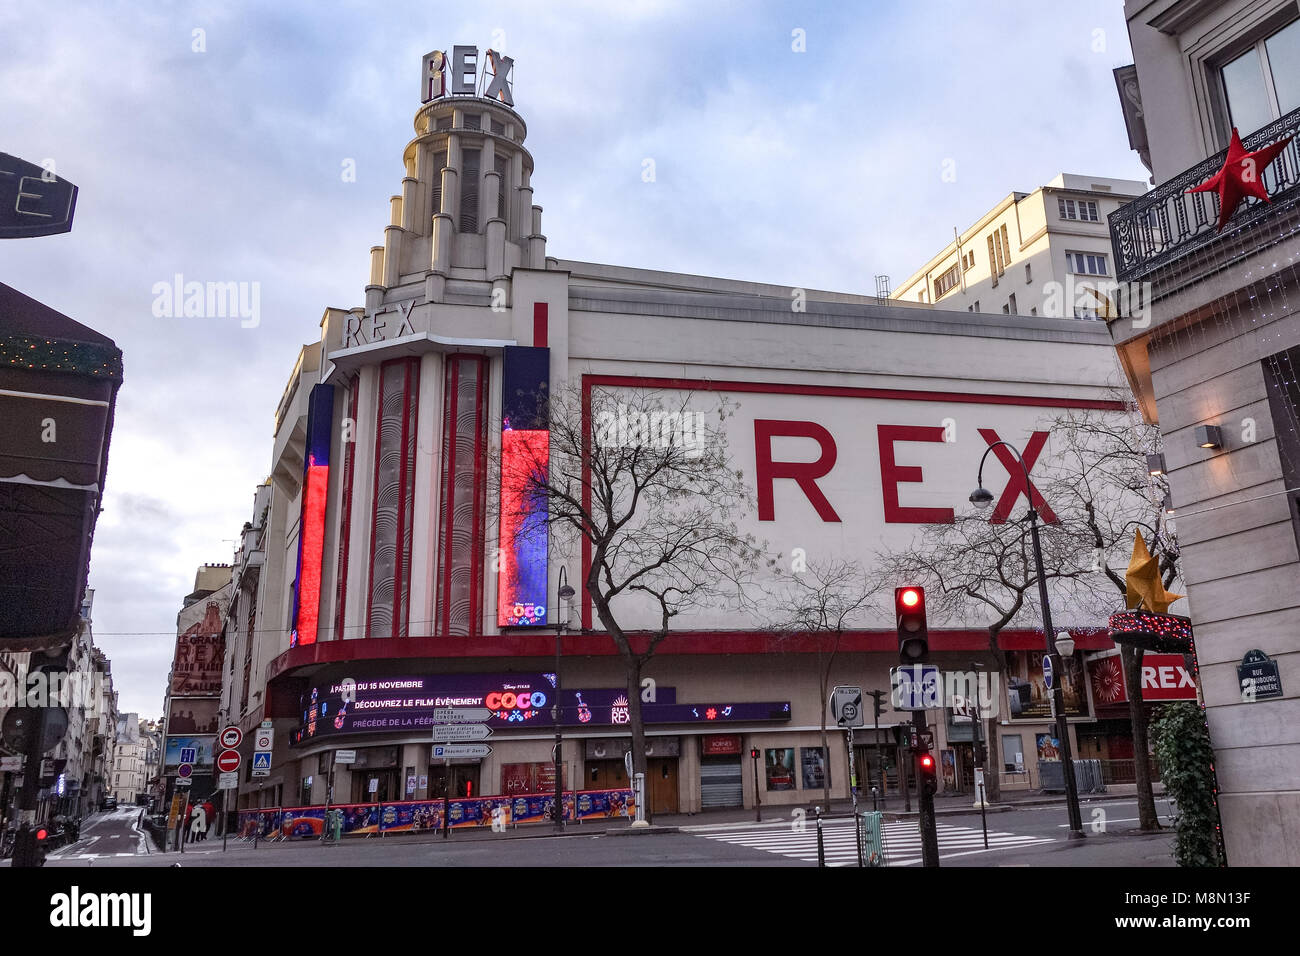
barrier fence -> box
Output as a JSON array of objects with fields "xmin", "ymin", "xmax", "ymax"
[{"xmin": 235, "ymin": 787, "xmax": 636, "ymax": 840}]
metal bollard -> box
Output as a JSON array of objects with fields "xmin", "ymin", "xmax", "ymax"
[{"xmin": 815, "ymin": 806, "xmax": 826, "ymax": 868}]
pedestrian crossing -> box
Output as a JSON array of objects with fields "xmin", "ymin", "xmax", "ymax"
[{"xmin": 683, "ymin": 817, "xmax": 1055, "ymax": 866}]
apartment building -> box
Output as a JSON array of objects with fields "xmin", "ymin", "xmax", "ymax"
[{"xmin": 893, "ymin": 174, "xmax": 1148, "ymax": 319}]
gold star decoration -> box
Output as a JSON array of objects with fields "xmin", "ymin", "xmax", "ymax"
[{"xmin": 1125, "ymin": 531, "xmax": 1183, "ymax": 614}]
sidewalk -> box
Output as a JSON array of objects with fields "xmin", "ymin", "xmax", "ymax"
[{"xmin": 180, "ymin": 785, "xmax": 1168, "ymax": 852}]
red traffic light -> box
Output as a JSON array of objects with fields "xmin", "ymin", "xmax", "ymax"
[
  {"xmin": 900, "ymin": 588, "xmax": 920, "ymax": 608},
  {"xmin": 895, "ymin": 586, "xmax": 929, "ymax": 662},
  {"xmin": 919, "ymin": 754, "xmax": 934, "ymax": 770},
  {"xmin": 749, "ymin": 747, "xmax": 759, "ymax": 759},
  {"xmin": 35, "ymin": 828, "xmax": 48, "ymax": 841}
]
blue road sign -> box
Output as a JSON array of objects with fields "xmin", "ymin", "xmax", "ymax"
[
  {"xmin": 252, "ymin": 752, "xmax": 272, "ymax": 770},
  {"xmin": 1043, "ymin": 655, "xmax": 1054, "ymax": 690},
  {"xmin": 179, "ymin": 747, "xmax": 196, "ymax": 764}
]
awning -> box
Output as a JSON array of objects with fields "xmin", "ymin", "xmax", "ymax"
[{"xmin": 0, "ymin": 282, "xmax": 122, "ymax": 647}]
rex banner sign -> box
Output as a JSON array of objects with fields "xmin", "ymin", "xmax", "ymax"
[
  {"xmin": 585, "ymin": 376, "xmax": 1122, "ymax": 630},
  {"xmin": 1088, "ymin": 653, "xmax": 1198, "ymax": 704}
]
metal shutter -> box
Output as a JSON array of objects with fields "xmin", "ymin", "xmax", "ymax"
[{"xmin": 700, "ymin": 755, "xmax": 743, "ymax": 808}]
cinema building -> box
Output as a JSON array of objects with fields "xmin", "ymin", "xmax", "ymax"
[{"xmin": 221, "ymin": 48, "xmax": 1157, "ymax": 824}]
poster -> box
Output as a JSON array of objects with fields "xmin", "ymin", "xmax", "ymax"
[
  {"xmin": 1004, "ymin": 650, "xmax": 1087, "ymax": 720},
  {"xmin": 765, "ymin": 748, "xmax": 796, "ymax": 791},
  {"xmin": 1036, "ymin": 733, "xmax": 1061, "ymax": 762},
  {"xmin": 164, "ymin": 735, "xmax": 216, "ymax": 770},
  {"xmin": 799, "ymin": 747, "xmax": 828, "ymax": 790},
  {"xmin": 168, "ymin": 698, "xmax": 219, "ymax": 735},
  {"xmin": 940, "ymin": 749, "xmax": 957, "ymax": 791},
  {"xmin": 170, "ymin": 602, "xmax": 226, "ymax": 696}
]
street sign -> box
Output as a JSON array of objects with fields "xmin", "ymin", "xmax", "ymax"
[
  {"xmin": 1238, "ymin": 649, "xmax": 1283, "ymax": 701},
  {"xmin": 0, "ymin": 756, "xmax": 20, "ymax": 772},
  {"xmin": 260, "ymin": 719, "xmax": 273, "ymax": 728},
  {"xmin": 431, "ymin": 744, "xmax": 491, "ymax": 759},
  {"xmin": 253, "ymin": 728, "xmax": 274, "ymax": 751},
  {"xmin": 179, "ymin": 747, "xmax": 197, "ymax": 765},
  {"xmin": 218, "ymin": 772, "xmax": 238, "ymax": 790},
  {"xmin": 431, "ymin": 724, "xmax": 492, "ymax": 742},
  {"xmin": 217, "ymin": 750, "xmax": 241, "ymax": 773},
  {"xmin": 176, "ymin": 777, "xmax": 192, "ymax": 788},
  {"xmin": 334, "ymin": 750, "xmax": 357, "ymax": 764},
  {"xmin": 177, "ymin": 763, "xmax": 193, "ymax": 778},
  {"xmin": 251, "ymin": 752, "xmax": 272, "ymax": 777},
  {"xmin": 431, "ymin": 707, "xmax": 493, "ymax": 724},
  {"xmin": 830, "ymin": 685, "xmax": 865, "ymax": 727},
  {"xmin": 220, "ymin": 726, "xmax": 243, "ymax": 749},
  {"xmin": 891, "ymin": 665, "xmax": 941, "ymax": 711},
  {"xmin": 1043, "ymin": 655, "xmax": 1054, "ymax": 690}
]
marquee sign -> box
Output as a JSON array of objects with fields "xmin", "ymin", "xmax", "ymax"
[
  {"xmin": 291, "ymin": 672, "xmax": 793, "ymax": 744},
  {"xmin": 0, "ymin": 152, "xmax": 78, "ymax": 239},
  {"xmin": 421, "ymin": 46, "xmax": 514, "ymax": 106}
]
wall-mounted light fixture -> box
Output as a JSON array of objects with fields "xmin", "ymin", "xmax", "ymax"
[
  {"xmin": 1163, "ymin": 492, "xmax": 1175, "ymax": 516},
  {"xmin": 1195, "ymin": 424, "xmax": 1223, "ymax": 450},
  {"xmin": 1146, "ymin": 453, "xmax": 1166, "ymax": 476}
]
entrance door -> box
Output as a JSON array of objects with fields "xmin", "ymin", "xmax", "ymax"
[
  {"xmin": 648, "ymin": 758, "xmax": 678, "ymax": 814},
  {"xmin": 700, "ymin": 755, "xmax": 742, "ymax": 808},
  {"xmin": 351, "ymin": 769, "xmax": 398, "ymax": 804},
  {"xmin": 587, "ymin": 759, "xmax": 627, "ymax": 790},
  {"xmin": 427, "ymin": 764, "xmax": 480, "ymax": 799}
]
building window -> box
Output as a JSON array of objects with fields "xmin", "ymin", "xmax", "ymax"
[
  {"xmin": 1002, "ymin": 303, "xmax": 1010, "ymax": 314},
  {"xmin": 1025, "ymin": 262, "xmax": 1032, "ymax": 284},
  {"xmin": 494, "ymin": 154, "xmax": 509, "ymax": 231},
  {"xmin": 1008, "ymin": 292, "xmax": 1017, "ymax": 314},
  {"xmin": 1030, "ymin": 306, "xmax": 1038, "ymax": 316},
  {"xmin": 436, "ymin": 355, "xmax": 489, "ymax": 637},
  {"xmin": 1001, "ymin": 223, "xmax": 1011, "ymax": 262},
  {"xmin": 1058, "ymin": 198, "xmax": 1100, "ymax": 221},
  {"xmin": 1066, "ymin": 251, "xmax": 1109, "ymax": 275},
  {"xmin": 367, "ymin": 357, "xmax": 421, "ymax": 639},
  {"xmin": 934, "ymin": 262, "xmax": 961, "ymax": 298},
  {"xmin": 430, "ymin": 149, "xmax": 447, "ymax": 216},
  {"xmin": 462, "ymin": 113, "xmax": 481, "ymax": 130},
  {"xmin": 459, "ymin": 148, "xmax": 480, "ymax": 232},
  {"xmin": 1220, "ymin": 18, "xmax": 1300, "ymax": 137}
]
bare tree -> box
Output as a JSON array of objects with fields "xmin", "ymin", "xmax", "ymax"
[
  {"xmin": 1042, "ymin": 395, "xmax": 1181, "ymax": 831},
  {"xmin": 763, "ymin": 558, "xmax": 878, "ymax": 808},
  {"xmin": 870, "ymin": 503, "xmax": 1102, "ymax": 802},
  {"xmin": 497, "ymin": 379, "xmax": 763, "ymax": 820}
]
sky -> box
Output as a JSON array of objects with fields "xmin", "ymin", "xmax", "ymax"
[{"xmin": 0, "ymin": 0, "xmax": 1150, "ymax": 717}]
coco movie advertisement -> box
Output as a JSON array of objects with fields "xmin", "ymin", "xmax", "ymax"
[{"xmin": 292, "ymin": 672, "xmax": 792, "ymax": 745}]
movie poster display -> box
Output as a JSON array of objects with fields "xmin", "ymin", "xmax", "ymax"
[
  {"xmin": 799, "ymin": 747, "xmax": 828, "ymax": 790},
  {"xmin": 765, "ymin": 748, "xmax": 796, "ymax": 791},
  {"xmin": 1004, "ymin": 649, "xmax": 1088, "ymax": 720},
  {"xmin": 167, "ymin": 698, "xmax": 219, "ymax": 735},
  {"xmin": 170, "ymin": 602, "xmax": 226, "ymax": 697}
]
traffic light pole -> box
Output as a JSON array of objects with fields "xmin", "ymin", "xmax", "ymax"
[{"xmin": 912, "ymin": 711, "xmax": 940, "ymax": 868}]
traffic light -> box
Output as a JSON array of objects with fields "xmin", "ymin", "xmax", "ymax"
[
  {"xmin": 917, "ymin": 751, "xmax": 938, "ymax": 797},
  {"xmin": 12, "ymin": 825, "xmax": 50, "ymax": 868},
  {"xmin": 895, "ymin": 586, "xmax": 929, "ymax": 662}
]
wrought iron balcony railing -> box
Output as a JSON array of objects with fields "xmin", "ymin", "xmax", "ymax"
[{"xmin": 1110, "ymin": 106, "xmax": 1300, "ymax": 283}]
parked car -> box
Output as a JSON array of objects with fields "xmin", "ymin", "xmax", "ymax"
[{"xmin": 101, "ymin": 796, "xmax": 118, "ymax": 811}]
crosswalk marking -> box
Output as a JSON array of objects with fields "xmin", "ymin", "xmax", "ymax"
[{"xmin": 686, "ymin": 818, "xmax": 1055, "ymax": 866}]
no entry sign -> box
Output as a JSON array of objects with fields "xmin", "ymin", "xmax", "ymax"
[{"xmin": 217, "ymin": 750, "xmax": 241, "ymax": 773}]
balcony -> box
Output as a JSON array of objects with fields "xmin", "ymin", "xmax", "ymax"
[{"xmin": 1110, "ymin": 106, "xmax": 1300, "ymax": 283}]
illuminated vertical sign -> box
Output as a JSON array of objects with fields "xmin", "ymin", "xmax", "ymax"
[
  {"xmin": 498, "ymin": 346, "xmax": 549, "ymax": 627},
  {"xmin": 291, "ymin": 384, "xmax": 334, "ymax": 647}
]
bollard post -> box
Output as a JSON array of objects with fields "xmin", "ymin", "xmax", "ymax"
[{"xmin": 815, "ymin": 805, "xmax": 826, "ymax": 868}]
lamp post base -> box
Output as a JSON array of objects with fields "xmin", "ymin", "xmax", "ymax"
[
  {"xmin": 1066, "ymin": 829, "xmax": 1088, "ymax": 841},
  {"xmin": 629, "ymin": 819, "xmax": 651, "ymax": 829}
]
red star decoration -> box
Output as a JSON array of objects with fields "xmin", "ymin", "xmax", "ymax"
[{"xmin": 1186, "ymin": 126, "xmax": 1293, "ymax": 231}]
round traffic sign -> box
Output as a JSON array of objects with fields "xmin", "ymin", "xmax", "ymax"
[
  {"xmin": 217, "ymin": 750, "xmax": 241, "ymax": 773},
  {"xmin": 177, "ymin": 763, "xmax": 193, "ymax": 778},
  {"xmin": 220, "ymin": 725, "xmax": 242, "ymax": 749},
  {"xmin": 1043, "ymin": 655, "xmax": 1054, "ymax": 690}
]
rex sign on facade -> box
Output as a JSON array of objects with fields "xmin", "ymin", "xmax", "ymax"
[{"xmin": 584, "ymin": 377, "xmax": 1119, "ymax": 631}]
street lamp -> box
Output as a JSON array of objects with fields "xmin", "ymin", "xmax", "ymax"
[
  {"xmin": 553, "ymin": 568, "xmax": 576, "ymax": 832},
  {"xmin": 971, "ymin": 442, "xmax": 1085, "ymax": 839}
]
